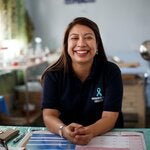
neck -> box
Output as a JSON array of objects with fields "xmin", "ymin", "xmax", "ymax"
[{"xmin": 72, "ymin": 62, "xmax": 93, "ymax": 82}]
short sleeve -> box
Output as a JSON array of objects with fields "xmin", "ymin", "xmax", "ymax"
[
  {"xmin": 103, "ymin": 63, "xmax": 123, "ymax": 112},
  {"xmin": 41, "ymin": 72, "xmax": 60, "ymax": 109}
]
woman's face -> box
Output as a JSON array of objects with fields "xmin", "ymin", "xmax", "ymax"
[{"xmin": 67, "ymin": 24, "xmax": 97, "ymax": 65}]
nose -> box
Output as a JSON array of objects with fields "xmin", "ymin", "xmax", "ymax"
[{"xmin": 77, "ymin": 37, "xmax": 86, "ymax": 47}]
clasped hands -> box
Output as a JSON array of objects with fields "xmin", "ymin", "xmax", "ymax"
[{"xmin": 62, "ymin": 123, "xmax": 94, "ymax": 145}]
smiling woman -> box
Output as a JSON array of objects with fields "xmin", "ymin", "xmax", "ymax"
[
  {"xmin": 41, "ymin": 17, "xmax": 123, "ymax": 145},
  {"xmin": 67, "ymin": 24, "xmax": 97, "ymax": 81}
]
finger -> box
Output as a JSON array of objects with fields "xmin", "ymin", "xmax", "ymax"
[
  {"xmin": 75, "ymin": 127, "xmax": 88, "ymax": 135},
  {"xmin": 74, "ymin": 135, "xmax": 90, "ymax": 145},
  {"xmin": 70, "ymin": 122, "xmax": 83, "ymax": 127}
]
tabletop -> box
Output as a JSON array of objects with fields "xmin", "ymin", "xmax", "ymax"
[{"xmin": 0, "ymin": 126, "xmax": 150, "ymax": 150}]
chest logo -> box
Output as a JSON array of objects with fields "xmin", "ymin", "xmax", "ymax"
[
  {"xmin": 91, "ymin": 87, "xmax": 104, "ymax": 103},
  {"xmin": 96, "ymin": 88, "xmax": 102, "ymax": 97}
]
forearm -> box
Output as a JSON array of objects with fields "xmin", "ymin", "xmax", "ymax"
[
  {"xmin": 88, "ymin": 112, "xmax": 118, "ymax": 137},
  {"xmin": 88, "ymin": 118, "xmax": 114, "ymax": 137},
  {"xmin": 43, "ymin": 109, "xmax": 65, "ymax": 135},
  {"xmin": 43, "ymin": 109, "xmax": 86, "ymax": 144}
]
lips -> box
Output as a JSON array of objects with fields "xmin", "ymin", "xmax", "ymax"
[{"xmin": 74, "ymin": 50, "xmax": 89, "ymax": 55}]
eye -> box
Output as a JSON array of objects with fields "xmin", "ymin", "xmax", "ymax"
[
  {"xmin": 70, "ymin": 36, "xmax": 79, "ymax": 40},
  {"xmin": 85, "ymin": 36, "xmax": 93, "ymax": 40},
  {"xmin": 72, "ymin": 37, "xmax": 78, "ymax": 40}
]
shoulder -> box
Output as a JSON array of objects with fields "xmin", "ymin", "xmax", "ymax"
[
  {"xmin": 92, "ymin": 58, "xmax": 122, "ymax": 79},
  {"xmin": 98, "ymin": 61, "xmax": 122, "ymax": 78},
  {"xmin": 44, "ymin": 68, "xmax": 64, "ymax": 82},
  {"xmin": 105, "ymin": 61, "xmax": 121, "ymax": 72},
  {"xmin": 95, "ymin": 58, "xmax": 121, "ymax": 73},
  {"xmin": 104, "ymin": 61, "xmax": 122, "ymax": 83}
]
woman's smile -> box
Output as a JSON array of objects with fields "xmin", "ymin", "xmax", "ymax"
[
  {"xmin": 74, "ymin": 49, "xmax": 89, "ymax": 55},
  {"xmin": 68, "ymin": 24, "xmax": 97, "ymax": 64}
]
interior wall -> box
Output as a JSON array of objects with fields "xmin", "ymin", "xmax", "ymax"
[
  {"xmin": 25, "ymin": 0, "xmax": 150, "ymax": 55},
  {"xmin": 24, "ymin": 0, "xmax": 150, "ymax": 123}
]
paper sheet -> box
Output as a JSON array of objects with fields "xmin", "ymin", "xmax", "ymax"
[
  {"xmin": 23, "ymin": 131, "xmax": 146, "ymax": 150},
  {"xmin": 76, "ymin": 131, "xmax": 146, "ymax": 150}
]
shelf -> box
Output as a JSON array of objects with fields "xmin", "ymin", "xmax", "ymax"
[{"xmin": 0, "ymin": 111, "xmax": 41, "ymax": 126}]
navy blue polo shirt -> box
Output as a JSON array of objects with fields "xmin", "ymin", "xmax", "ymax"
[{"xmin": 42, "ymin": 58, "xmax": 123, "ymax": 127}]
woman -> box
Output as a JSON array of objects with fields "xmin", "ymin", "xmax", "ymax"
[{"xmin": 41, "ymin": 17, "xmax": 123, "ymax": 145}]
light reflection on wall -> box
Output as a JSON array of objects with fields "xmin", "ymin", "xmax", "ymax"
[
  {"xmin": 0, "ymin": 11, "xmax": 5, "ymax": 41},
  {"xmin": 0, "ymin": 39, "xmax": 25, "ymax": 66}
]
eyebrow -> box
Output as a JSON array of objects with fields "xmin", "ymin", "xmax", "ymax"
[{"xmin": 69, "ymin": 33, "xmax": 95, "ymax": 37}]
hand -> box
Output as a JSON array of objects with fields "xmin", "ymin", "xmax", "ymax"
[
  {"xmin": 63, "ymin": 123, "xmax": 82, "ymax": 143},
  {"xmin": 63, "ymin": 123, "xmax": 94, "ymax": 145},
  {"xmin": 73, "ymin": 126, "xmax": 94, "ymax": 145}
]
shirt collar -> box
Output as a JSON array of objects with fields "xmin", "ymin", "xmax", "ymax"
[{"xmin": 67, "ymin": 57, "xmax": 104, "ymax": 80}]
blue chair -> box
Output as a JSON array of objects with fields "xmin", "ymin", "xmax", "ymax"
[{"xmin": 0, "ymin": 96, "xmax": 9, "ymax": 115}]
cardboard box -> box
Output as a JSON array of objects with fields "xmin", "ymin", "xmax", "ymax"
[
  {"xmin": 15, "ymin": 82, "xmax": 42, "ymax": 111},
  {"xmin": 122, "ymin": 75, "xmax": 145, "ymax": 127}
]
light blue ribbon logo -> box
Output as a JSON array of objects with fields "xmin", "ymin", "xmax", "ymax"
[{"xmin": 96, "ymin": 88, "xmax": 102, "ymax": 97}]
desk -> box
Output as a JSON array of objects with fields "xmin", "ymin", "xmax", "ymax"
[
  {"xmin": 0, "ymin": 126, "xmax": 150, "ymax": 149},
  {"xmin": 0, "ymin": 61, "xmax": 48, "ymax": 124}
]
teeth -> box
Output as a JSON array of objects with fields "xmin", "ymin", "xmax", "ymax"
[{"xmin": 76, "ymin": 51, "xmax": 87, "ymax": 54}]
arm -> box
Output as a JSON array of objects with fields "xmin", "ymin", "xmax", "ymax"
[
  {"xmin": 72, "ymin": 111, "xmax": 119, "ymax": 145},
  {"xmin": 43, "ymin": 109, "xmax": 118, "ymax": 145},
  {"xmin": 43, "ymin": 108, "xmax": 63, "ymax": 135},
  {"xmin": 88, "ymin": 111, "xmax": 119, "ymax": 136},
  {"xmin": 42, "ymin": 74, "xmax": 84, "ymax": 143},
  {"xmin": 87, "ymin": 111, "xmax": 119, "ymax": 136},
  {"xmin": 43, "ymin": 108, "xmax": 83, "ymax": 142}
]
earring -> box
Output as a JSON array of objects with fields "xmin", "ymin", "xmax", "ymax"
[{"xmin": 96, "ymin": 50, "xmax": 98, "ymax": 54}]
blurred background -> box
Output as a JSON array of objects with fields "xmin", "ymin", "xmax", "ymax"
[{"xmin": 0, "ymin": 0, "xmax": 150, "ymax": 128}]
